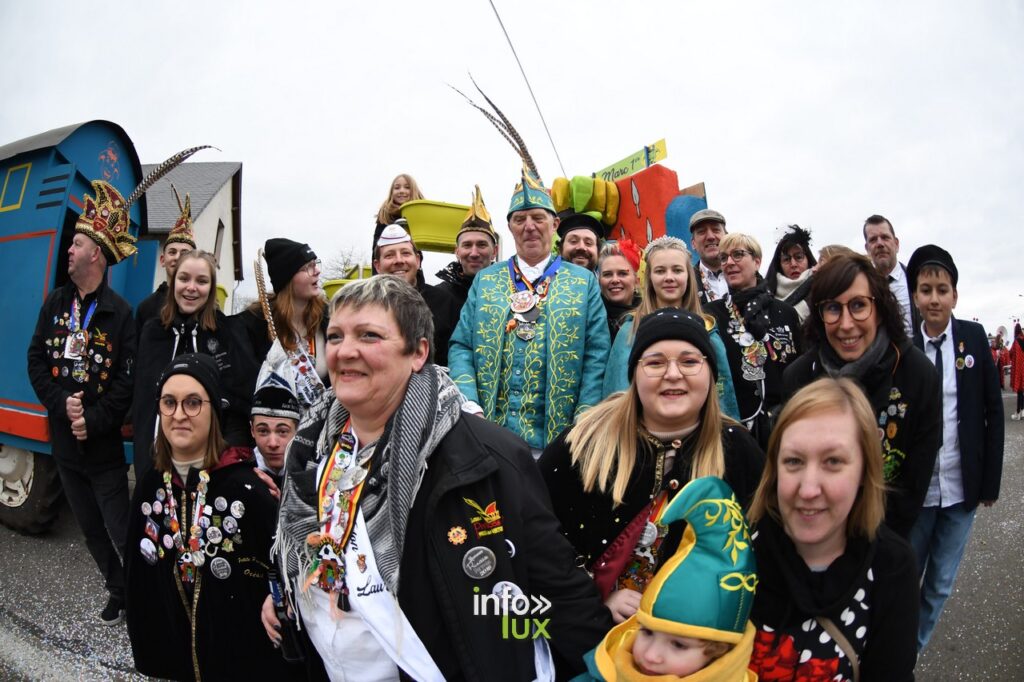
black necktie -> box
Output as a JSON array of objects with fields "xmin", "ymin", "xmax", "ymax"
[{"xmin": 929, "ymin": 334, "xmax": 946, "ymax": 412}]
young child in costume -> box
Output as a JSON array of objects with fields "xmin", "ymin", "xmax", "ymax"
[{"xmin": 577, "ymin": 476, "xmax": 758, "ymax": 681}]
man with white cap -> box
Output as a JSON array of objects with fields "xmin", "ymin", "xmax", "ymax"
[
  {"xmin": 373, "ymin": 221, "xmax": 460, "ymax": 367},
  {"xmin": 689, "ymin": 209, "xmax": 729, "ymax": 305}
]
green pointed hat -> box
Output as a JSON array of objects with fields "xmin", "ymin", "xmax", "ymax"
[
  {"xmin": 637, "ymin": 476, "xmax": 757, "ymax": 644},
  {"xmin": 507, "ymin": 163, "xmax": 555, "ymax": 219}
]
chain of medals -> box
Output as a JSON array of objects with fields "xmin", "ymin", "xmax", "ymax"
[
  {"xmin": 291, "ymin": 335, "xmax": 326, "ymax": 409},
  {"xmin": 162, "ymin": 469, "xmax": 211, "ymax": 584},
  {"xmin": 506, "ymin": 256, "xmax": 561, "ymax": 342},
  {"xmin": 65, "ymin": 295, "xmax": 98, "ymax": 382},
  {"xmin": 304, "ymin": 422, "xmax": 372, "ymax": 611},
  {"xmin": 727, "ymin": 299, "xmax": 768, "ymax": 382}
]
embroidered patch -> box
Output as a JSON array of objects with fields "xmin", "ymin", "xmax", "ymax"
[
  {"xmin": 448, "ymin": 526, "xmax": 468, "ymax": 545},
  {"xmin": 464, "ymin": 497, "xmax": 504, "ymax": 537}
]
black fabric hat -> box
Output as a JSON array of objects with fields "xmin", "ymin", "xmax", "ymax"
[
  {"xmin": 265, "ymin": 238, "xmax": 317, "ymax": 293},
  {"xmin": 907, "ymin": 244, "xmax": 958, "ymax": 292},
  {"xmin": 158, "ymin": 353, "xmax": 227, "ymax": 422},
  {"xmin": 628, "ymin": 308, "xmax": 718, "ymax": 381},
  {"xmin": 557, "ymin": 211, "xmax": 605, "ymax": 242},
  {"xmin": 251, "ymin": 387, "xmax": 301, "ymax": 422}
]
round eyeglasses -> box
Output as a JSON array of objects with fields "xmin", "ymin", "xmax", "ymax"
[
  {"xmin": 818, "ymin": 296, "xmax": 875, "ymax": 324},
  {"xmin": 638, "ymin": 354, "xmax": 707, "ymax": 378},
  {"xmin": 720, "ymin": 249, "xmax": 752, "ymax": 263},
  {"xmin": 158, "ymin": 395, "xmax": 210, "ymax": 417},
  {"xmin": 302, "ymin": 259, "xmax": 322, "ymax": 277}
]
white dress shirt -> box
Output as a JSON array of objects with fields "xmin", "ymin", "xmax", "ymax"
[
  {"xmin": 923, "ymin": 318, "xmax": 964, "ymax": 508},
  {"xmin": 518, "ymin": 254, "xmax": 552, "ymax": 283},
  {"xmin": 699, "ymin": 262, "xmax": 729, "ymax": 301},
  {"xmin": 887, "ymin": 264, "xmax": 914, "ymax": 338}
]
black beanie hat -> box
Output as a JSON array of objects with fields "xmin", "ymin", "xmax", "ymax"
[
  {"xmin": 906, "ymin": 244, "xmax": 958, "ymax": 292},
  {"xmin": 628, "ymin": 308, "xmax": 718, "ymax": 381},
  {"xmin": 265, "ymin": 238, "xmax": 317, "ymax": 293},
  {"xmin": 158, "ymin": 353, "xmax": 228, "ymax": 423}
]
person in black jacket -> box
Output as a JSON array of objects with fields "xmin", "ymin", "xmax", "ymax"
[
  {"xmin": 538, "ymin": 308, "xmax": 764, "ymax": 625},
  {"xmin": 26, "ymin": 180, "xmax": 137, "ymax": 626},
  {"xmin": 374, "ymin": 223, "xmax": 460, "ymax": 367},
  {"xmin": 125, "ymin": 354, "xmax": 288, "ymax": 681},
  {"xmin": 906, "ymin": 245, "xmax": 1004, "ymax": 651},
  {"xmin": 782, "ymin": 253, "xmax": 941, "ymax": 539},
  {"xmin": 134, "ymin": 187, "xmax": 195, "ymax": 337},
  {"xmin": 436, "ymin": 186, "xmax": 498, "ymax": 313},
  {"xmin": 703, "ymin": 233, "xmax": 802, "ymax": 448},
  {"xmin": 133, "ymin": 251, "xmax": 258, "ymax": 484},
  {"xmin": 747, "ymin": 377, "xmax": 918, "ymax": 681},
  {"xmin": 262, "ymin": 276, "xmax": 612, "ymax": 681}
]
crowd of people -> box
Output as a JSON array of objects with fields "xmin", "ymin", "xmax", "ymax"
[{"xmin": 24, "ymin": 162, "xmax": 1010, "ymax": 681}]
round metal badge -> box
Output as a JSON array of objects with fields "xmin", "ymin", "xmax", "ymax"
[
  {"xmin": 192, "ymin": 551, "xmax": 206, "ymax": 567},
  {"xmin": 516, "ymin": 323, "xmax": 536, "ymax": 341},
  {"xmin": 230, "ymin": 500, "xmax": 245, "ymax": 518},
  {"xmin": 638, "ymin": 522, "xmax": 659, "ymax": 548},
  {"xmin": 156, "ymin": 488, "xmax": 166, "ymax": 502},
  {"xmin": 207, "ymin": 526, "xmax": 223, "ymax": 544},
  {"xmin": 338, "ymin": 466, "xmax": 368, "ymax": 491},
  {"xmin": 152, "ymin": 500, "xmax": 163, "ymax": 515},
  {"xmin": 140, "ymin": 538, "xmax": 158, "ymax": 565},
  {"xmin": 141, "ymin": 502, "xmax": 152, "ymax": 516},
  {"xmin": 462, "ymin": 546, "xmax": 497, "ymax": 580},
  {"xmin": 510, "ymin": 290, "xmax": 537, "ymax": 314},
  {"xmin": 222, "ymin": 516, "xmax": 238, "ymax": 535},
  {"xmin": 214, "ymin": 496, "xmax": 228, "ymax": 512},
  {"xmin": 210, "ymin": 557, "xmax": 232, "ymax": 579}
]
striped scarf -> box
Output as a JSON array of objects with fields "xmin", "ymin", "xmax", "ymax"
[{"xmin": 272, "ymin": 364, "xmax": 463, "ymax": 603}]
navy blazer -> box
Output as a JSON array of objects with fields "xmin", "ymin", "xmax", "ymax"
[{"xmin": 914, "ymin": 317, "xmax": 1004, "ymax": 510}]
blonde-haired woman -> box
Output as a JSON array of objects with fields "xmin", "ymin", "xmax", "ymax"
[
  {"xmin": 371, "ymin": 173, "xmax": 424, "ymax": 265},
  {"xmin": 704, "ymin": 232, "xmax": 801, "ymax": 447},
  {"xmin": 603, "ymin": 236, "xmax": 740, "ymax": 420},
  {"xmin": 747, "ymin": 377, "xmax": 918, "ymax": 681},
  {"xmin": 539, "ymin": 309, "xmax": 764, "ymax": 624}
]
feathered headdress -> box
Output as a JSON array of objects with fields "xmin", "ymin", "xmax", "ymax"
[
  {"xmin": 165, "ymin": 184, "xmax": 196, "ymax": 249},
  {"xmin": 457, "ymin": 185, "xmax": 497, "ymax": 244},
  {"xmin": 75, "ymin": 145, "xmax": 214, "ymax": 264},
  {"xmin": 451, "ymin": 76, "xmax": 554, "ymax": 218}
]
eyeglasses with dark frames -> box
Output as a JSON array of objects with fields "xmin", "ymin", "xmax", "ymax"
[
  {"xmin": 818, "ymin": 296, "xmax": 876, "ymax": 324},
  {"xmin": 721, "ymin": 249, "xmax": 752, "ymax": 263},
  {"xmin": 158, "ymin": 395, "xmax": 210, "ymax": 417}
]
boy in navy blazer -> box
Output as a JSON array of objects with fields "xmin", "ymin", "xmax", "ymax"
[{"xmin": 906, "ymin": 245, "xmax": 1004, "ymax": 651}]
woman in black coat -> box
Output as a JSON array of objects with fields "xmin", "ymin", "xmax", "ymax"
[
  {"xmin": 703, "ymin": 233, "xmax": 802, "ymax": 448},
  {"xmin": 782, "ymin": 253, "xmax": 941, "ymax": 538},
  {"xmin": 538, "ymin": 309, "xmax": 764, "ymax": 625},
  {"xmin": 133, "ymin": 251, "xmax": 257, "ymax": 484}
]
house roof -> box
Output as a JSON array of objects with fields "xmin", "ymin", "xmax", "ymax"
[{"xmin": 141, "ymin": 161, "xmax": 241, "ymax": 234}]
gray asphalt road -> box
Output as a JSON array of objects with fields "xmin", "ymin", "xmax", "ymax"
[{"xmin": 1, "ymin": 393, "xmax": 1021, "ymax": 680}]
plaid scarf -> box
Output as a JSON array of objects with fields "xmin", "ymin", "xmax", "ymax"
[{"xmin": 272, "ymin": 364, "xmax": 464, "ymax": 603}]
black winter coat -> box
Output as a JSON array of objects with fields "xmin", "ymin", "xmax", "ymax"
[
  {"xmin": 27, "ymin": 280, "xmax": 135, "ymax": 473},
  {"xmin": 134, "ymin": 282, "xmax": 168, "ymax": 339},
  {"xmin": 125, "ymin": 448, "xmax": 288, "ymax": 681},
  {"xmin": 418, "ymin": 281, "xmax": 460, "ymax": 368},
  {"xmin": 537, "ymin": 421, "xmax": 765, "ymax": 571},
  {"xmin": 749, "ymin": 516, "xmax": 918, "ymax": 681},
  {"xmin": 782, "ymin": 339, "xmax": 941, "ymax": 538},
  {"xmin": 232, "ymin": 306, "xmax": 330, "ymax": 386},
  {"xmin": 132, "ymin": 311, "xmax": 259, "ymax": 483}
]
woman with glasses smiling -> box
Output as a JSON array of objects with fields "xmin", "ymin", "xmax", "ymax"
[
  {"xmin": 782, "ymin": 253, "xmax": 941, "ymax": 539},
  {"xmin": 704, "ymin": 233, "xmax": 803, "ymax": 449},
  {"xmin": 126, "ymin": 354, "xmax": 288, "ymax": 681},
  {"xmin": 539, "ymin": 309, "xmax": 764, "ymax": 625}
]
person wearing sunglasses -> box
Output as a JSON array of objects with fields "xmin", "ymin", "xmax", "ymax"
[
  {"xmin": 764, "ymin": 224, "xmax": 817, "ymax": 322},
  {"xmin": 782, "ymin": 253, "xmax": 941, "ymax": 539},
  {"xmin": 133, "ymin": 250, "xmax": 258, "ymax": 484},
  {"xmin": 703, "ymin": 233, "xmax": 803, "ymax": 449},
  {"xmin": 539, "ymin": 309, "xmax": 764, "ymax": 626},
  {"xmin": 126, "ymin": 354, "xmax": 289, "ymax": 681}
]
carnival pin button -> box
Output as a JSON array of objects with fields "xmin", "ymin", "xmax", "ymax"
[
  {"xmin": 140, "ymin": 538, "xmax": 158, "ymax": 566},
  {"xmin": 956, "ymin": 357, "xmax": 965, "ymax": 370},
  {"xmin": 965, "ymin": 354, "xmax": 975, "ymax": 368},
  {"xmin": 156, "ymin": 488, "xmax": 166, "ymax": 502},
  {"xmin": 448, "ymin": 526, "xmax": 468, "ymax": 546},
  {"xmin": 192, "ymin": 551, "xmax": 206, "ymax": 567},
  {"xmin": 638, "ymin": 521, "xmax": 659, "ymax": 548},
  {"xmin": 222, "ymin": 516, "xmax": 238, "ymax": 535},
  {"xmin": 210, "ymin": 557, "xmax": 231, "ymax": 579},
  {"xmin": 214, "ymin": 496, "xmax": 228, "ymax": 512},
  {"xmin": 152, "ymin": 500, "xmax": 163, "ymax": 515},
  {"xmin": 462, "ymin": 546, "xmax": 497, "ymax": 580},
  {"xmin": 141, "ymin": 502, "xmax": 152, "ymax": 516},
  {"xmin": 207, "ymin": 526, "xmax": 223, "ymax": 544},
  {"xmin": 162, "ymin": 534, "xmax": 174, "ymax": 550},
  {"xmin": 230, "ymin": 500, "xmax": 245, "ymax": 518}
]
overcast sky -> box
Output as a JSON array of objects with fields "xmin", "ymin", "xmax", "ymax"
[{"xmin": 2, "ymin": 1, "xmax": 1022, "ymax": 333}]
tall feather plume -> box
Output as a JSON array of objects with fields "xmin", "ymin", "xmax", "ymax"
[
  {"xmin": 171, "ymin": 183, "xmax": 184, "ymax": 213},
  {"xmin": 254, "ymin": 248, "xmax": 278, "ymax": 342},
  {"xmin": 450, "ymin": 75, "xmax": 539, "ymax": 177},
  {"xmin": 125, "ymin": 145, "xmax": 217, "ymax": 208}
]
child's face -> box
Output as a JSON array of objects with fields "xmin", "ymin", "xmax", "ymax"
[
  {"xmin": 632, "ymin": 627, "xmax": 712, "ymax": 677},
  {"xmin": 914, "ymin": 269, "xmax": 957, "ymax": 332}
]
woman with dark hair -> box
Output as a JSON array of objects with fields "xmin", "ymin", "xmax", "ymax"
[
  {"xmin": 1010, "ymin": 322, "xmax": 1024, "ymax": 419},
  {"xmin": 126, "ymin": 354, "xmax": 287, "ymax": 680},
  {"xmin": 540, "ymin": 308, "xmax": 763, "ymax": 625},
  {"xmin": 133, "ymin": 250, "xmax": 257, "ymax": 484},
  {"xmin": 764, "ymin": 225, "xmax": 817, "ymax": 322},
  {"xmin": 704, "ymin": 233, "xmax": 802, "ymax": 448},
  {"xmin": 782, "ymin": 253, "xmax": 941, "ymax": 538},
  {"xmin": 747, "ymin": 377, "xmax": 918, "ymax": 681}
]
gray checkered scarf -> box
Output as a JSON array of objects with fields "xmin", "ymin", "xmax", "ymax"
[{"xmin": 272, "ymin": 364, "xmax": 463, "ymax": 602}]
